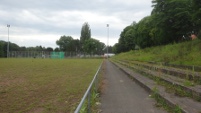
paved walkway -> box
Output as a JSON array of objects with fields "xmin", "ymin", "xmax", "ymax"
[{"xmin": 100, "ymin": 60, "xmax": 166, "ymax": 113}]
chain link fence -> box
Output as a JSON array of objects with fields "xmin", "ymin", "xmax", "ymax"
[{"xmin": 9, "ymin": 51, "xmax": 103, "ymax": 58}]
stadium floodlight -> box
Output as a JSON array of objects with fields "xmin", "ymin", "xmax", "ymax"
[
  {"xmin": 106, "ymin": 24, "xmax": 109, "ymax": 58},
  {"xmin": 7, "ymin": 24, "xmax": 10, "ymax": 58}
]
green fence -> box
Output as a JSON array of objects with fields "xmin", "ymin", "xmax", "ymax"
[{"xmin": 51, "ymin": 52, "xmax": 64, "ymax": 59}]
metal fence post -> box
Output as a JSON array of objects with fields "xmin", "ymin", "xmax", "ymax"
[
  {"xmin": 88, "ymin": 88, "xmax": 91, "ymax": 113},
  {"xmin": 95, "ymin": 74, "xmax": 98, "ymax": 93},
  {"xmin": 74, "ymin": 62, "xmax": 102, "ymax": 113}
]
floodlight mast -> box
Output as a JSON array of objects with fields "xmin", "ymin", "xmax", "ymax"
[
  {"xmin": 106, "ymin": 24, "xmax": 109, "ymax": 58},
  {"xmin": 7, "ymin": 24, "xmax": 10, "ymax": 58}
]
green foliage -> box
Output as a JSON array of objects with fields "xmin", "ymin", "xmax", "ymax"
[
  {"xmin": 135, "ymin": 16, "xmax": 153, "ymax": 48},
  {"xmin": 79, "ymin": 22, "xmax": 105, "ymax": 54},
  {"xmin": 83, "ymin": 38, "xmax": 105, "ymax": 55},
  {"xmin": 112, "ymin": 39, "xmax": 201, "ymax": 66},
  {"xmin": 80, "ymin": 22, "xmax": 91, "ymax": 47},
  {"xmin": 0, "ymin": 40, "xmax": 21, "ymax": 57},
  {"xmin": 56, "ymin": 35, "xmax": 78, "ymax": 52},
  {"xmin": 173, "ymin": 105, "xmax": 182, "ymax": 113},
  {"xmin": 0, "ymin": 21, "xmax": 104, "ymax": 56},
  {"xmin": 0, "ymin": 42, "xmax": 4, "ymax": 57},
  {"xmin": 151, "ymin": 87, "xmax": 182, "ymax": 113},
  {"xmin": 0, "ymin": 40, "xmax": 56, "ymax": 57},
  {"xmin": 192, "ymin": 0, "xmax": 201, "ymax": 34},
  {"xmin": 114, "ymin": 0, "xmax": 200, "ymax": 54},
  {"xmin": 46, "ymin": 47, "xmax": 54, "ymax": 52},
  {"xmin": 183, "ymin": 80, "xmax": 194, "ymax": 86},
  {"xmin": 0, "ymin": 22, "xmax": 104, "ymax": 56}
]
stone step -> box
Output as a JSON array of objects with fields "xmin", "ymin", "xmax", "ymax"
[
  {"xmin": 117, "ymin": 60, "xmax": 201, "ymax": 101},
  {"xmin": 148, "ymin": 61, "xmax": 201, "ymax": 72},
  {"xmin": 121, "ymin": 60, "xmax": 201, "ymax": 84},
  {"xmin": 112, "ymin": 61, "xmax": 201, "ymax": 113}
]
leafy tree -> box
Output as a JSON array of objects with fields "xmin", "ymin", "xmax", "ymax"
[
  {"xmin": 135, "ymin": 16, "xmax": 154, "ymax": 48},
  {"xmin": 9, "ymin": 42, "xmax": 20, "ymax": 51},
  {"xmin": 19, "ymin": 46, "xmax": 27, "ymax": 51},
  {"xmin": 56, "ymin": 35, "xmax": 74, "ymax": 52},
  {"xmin": 192, "ymin": 0, "xmax": 201, "ymax": 38},
  {"xmin": 113, "ymin": 0, "xmax": 200, "ymax": 54},
  {"xmin": 97, "ymin": 42, "xmax": 106, "ymax": 55},
  {"xmin": 46, "ymin": 47, "xmax": 54, "ymax": 52},
  {"xmin": 118, "ymin": 24, "xmax": 136, "ymax": 52},
  {"xmin": 0, "ymin": 41, "xmax": 4, "ymax": 57},
  {"xmin": 83, "ymin": 38, "xmax": 105, "ymax": 55},
  {"xmin": 0, "ymin": 40, "xmax": 21, "ymax": 57},
  {"xmin": 104, "ymin": 46, "xmax": 113, "ymax": 53},
  {"xmin": 56, "ymin": 35, "xmax": 81, "ymax": 53},
  {"xmin": 71, "ymin": 39, "xmax": 80, "ymax": 53},
  {"xmin": 119, "ymin": 26, "xmax": 135, "ymax": 52},
  {"xmin": 27, "ymin": 46, "xmax": 44, "ymax": 51},
  {"xmin": 151, "ymin": 0, "xmax": 193, "ymax": 42},
  {"xmin": 54, "ymin": 47, "xmax": 60, "ymax": 52},
  {"xmin": 80, "ymin": 22, "xmax": 91, "ymax": 49},
  {"xmin": 112, "ymin": 43, "xmax": 119, "ymax": 54}
]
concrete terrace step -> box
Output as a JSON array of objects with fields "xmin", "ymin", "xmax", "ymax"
[
  {"xmin": 121, "ymin": 60, "xmax": 201, "ymax": 84},
  {"xmin": 117, "ymin": 60, "xmax": 201, "ymax": 102},
  {"xmin": 148, "ymin": 61, "xmax": 201, "ymax": 72},
  {"xmin": 111, "ymin": 61, "xmax": 201, "ymax": 113}
]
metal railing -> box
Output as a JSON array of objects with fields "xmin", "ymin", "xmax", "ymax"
[{"xmin": 74, "ymin": 62, "xmax": 103, "ymax": 113}]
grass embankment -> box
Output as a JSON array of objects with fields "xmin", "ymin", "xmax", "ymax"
[
  {"xmin": 0, "ymin": 58, "xmax": 102, "ymax": 113},
  {"xmin": 112, "ymin": 39, "xmax": 201, "ymax": 66}
]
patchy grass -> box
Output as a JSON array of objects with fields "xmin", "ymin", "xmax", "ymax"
[
  {"xmin": 0, "ymin": 58, "xmax": 102, "ymax": 113},
  {"xmin": 112, "ymin": 39, "xmax": 201, "ymax": 66}
]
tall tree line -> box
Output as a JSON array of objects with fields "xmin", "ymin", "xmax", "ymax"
[
  {"xmin": 0, "ymin": 22, "xmax": 105, "ymax": 58},
  {"xmin": 113, "ymin": 0, "xmax": 201, "ymax": 54},
  {"xmin": 0, "ymin": 40, "xmax": 54, "ymax": 58},
  {"xmin": 56, "ymin": 22, "xmax": 105, "ymax": 55}
]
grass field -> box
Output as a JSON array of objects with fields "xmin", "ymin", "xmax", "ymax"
[{"xmin": 0, "ymin": 58, "xmax": 103, "ymax": 113}]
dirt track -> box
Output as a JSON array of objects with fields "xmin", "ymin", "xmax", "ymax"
[{"xmin": 100, "ymin": 60, "xmax": 167, "ymax": 113}]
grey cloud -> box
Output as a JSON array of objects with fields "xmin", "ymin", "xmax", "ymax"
[{"xmin": 0, "ymin": 0, "xmax": 153, "ymax": 47}]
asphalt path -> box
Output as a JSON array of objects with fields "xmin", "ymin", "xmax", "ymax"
[{"xmin": 100, "ymin": 60, "xmax": 166, "ymax": 113}]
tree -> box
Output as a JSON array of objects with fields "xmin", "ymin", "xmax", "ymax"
[
  {"xmin": 46, "ymin": 47, "xmax": 53, "ymax": 52},
  {"xmin": 56, "ymin": 35, "xmax": 81, "ymax": 53},
  {"xmin": 114, "ymin": 0, "xmax": 201, "ymax": 54},
  {"xmin": 71, "ymin": 39, "xmax": 80, "ymax": 53},
  {"xmin": 0, "ymin": 41, "xmax": 4, "ymax": 57},
  {"xmin": 9, "ymin": 42, "xmax": 20, "ymax": 51},
  {"xmin": 112, "ymin": 43, "xmax": 120, "ymax": 54},
  {"xmin": 0, "ymin": 40, "xmax": 21, "ymax": 57},
  {"xmin": 118, "ymin": 26, "xmax": 130, "ymax": 52},
  {"xmin": 80, "ymin": 22, "xmax": 91, "ymax": 50},
  {"xmin": 19, "ymin": 46, "xmax": 26, "ymax": 51},
  {"xmin": 54, "ymin": 47, "xmax": 60, "ymax": 52},
  {"xmin": 83, "ymin": 38, "xmax": 105, "ymax": 55},
  {"xmin": 117, "ymin": 23, "xmax": 137, "ymax": 53},
  {"xmin": 192, "ymin": 0, "xmax": 201, "ymax": 38},
  {"xmin": 27, "ymin": 46, "xmax": 44, "ymax": 51},
  {"xmin": 151, "ymin": 0, "xmax": 193, "ymax": 42},
  {"xmin": 56, "ymin": 35, "xmax": 74, "ymax": 51},
  {"xmin": 134, "ymin": 16, "xmax": 156, "ymax": 48},
  {"xmin": 97, "ymin": 42, "xmax": 105, "ymax": 55}
]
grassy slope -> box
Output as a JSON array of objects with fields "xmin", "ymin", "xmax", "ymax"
[
  {"xmin": 0, "ymin": 59, "xmax": 102, "ymax": 113},
  {"xmin": 112, "ymin": 39, "xmax": 201, "ymax": 66}
]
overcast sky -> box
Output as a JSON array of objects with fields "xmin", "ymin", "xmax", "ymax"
[{"xmin": 0, "ymin": 0, "xmax": 153, "ymax": 48}]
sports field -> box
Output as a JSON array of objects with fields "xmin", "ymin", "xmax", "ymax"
[{"xmin": 0, "ymin": 58, "xmax": 103, "ymax": 113}]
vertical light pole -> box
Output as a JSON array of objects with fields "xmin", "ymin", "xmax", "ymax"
[
  {"xmin": 7, "ymin": 24, "xmax": 10, "ymax": 58},
  {"xmin": 106, "ymin": 24, "xmax": 109, "ymax": 58}
]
